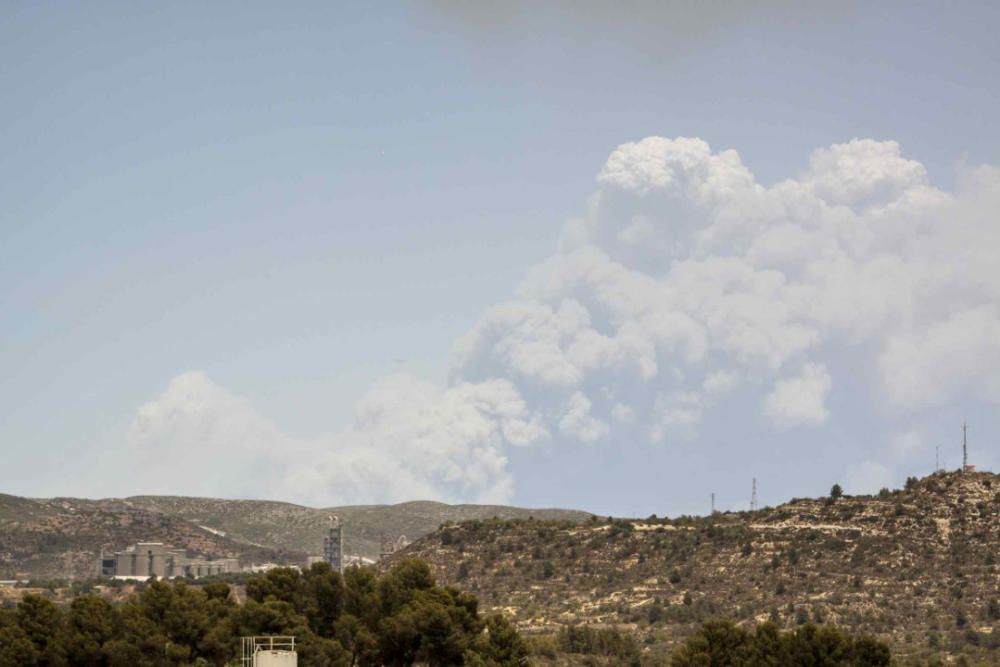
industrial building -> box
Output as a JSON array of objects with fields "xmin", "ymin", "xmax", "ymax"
[
  {"xmin": 323, "ymin": 516, "xmax": 344, "ymax": 573},
  {"xmin": 98, "ymin": 542, "xmax": 240, "ymax": 579},
  {"xmin": 308, "ymin": 521, "xmax": 405, "ymax": 570},
  {"xmin": 380, "ymin": 534, "xmax": 410, "ymax": 560}
]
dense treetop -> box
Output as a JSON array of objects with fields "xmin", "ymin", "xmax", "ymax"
[
  {"xmin": 0, "ymin": 559, "xmax": 527, "ymax": 667},
  {"xmin": 669, "ymin": 619, "xmax": 890, "ymax": 667}
]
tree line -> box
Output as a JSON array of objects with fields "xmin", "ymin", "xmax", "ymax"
[
  {"xmin": 0, "ymin": 557, "xmax": 893, "ymax": 666},
  {"xmin": 0, "ymin": 558, "xmax": 527, "ymax": 667},
  {"xmin": 669, "ymin": 618, "xmax": 891, "ymax": 667}
]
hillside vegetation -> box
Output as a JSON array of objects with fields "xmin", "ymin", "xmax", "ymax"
[
  {"xmin": 398, "ymin": 471, "xmax": 1000, "ymax": 666},
  {"xmin": 0, "ymin": 559, "xmax": 893, "ymax": 667},
  {"xmin": 0, "ymin": 496, "xmax": 295, "ymax": 580},
  {"xmin": 123, "ymin": 497, "xmax": 589, "ymax": 559},
  {"xmin": 0, "ymin": 494, "xmax": 589, "ymax": 579}
]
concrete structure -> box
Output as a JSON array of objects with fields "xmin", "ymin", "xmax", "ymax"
[
  {"xmin": 98, "ymin": 552, "xmax": 116, "ymax": 577},
  {"xmin": 345, "ymin": 555, "xmax": 376, "ymax": 567},
  {"xmin": 323, "ymin": 516, "xmax": 343, "ymax": 573},
  {"xmin": 98, "ymin": 542, "xmax": 240, "ymax": 579},
  {"xmin": 219, "ymin": 558, "xmax": 241, "ymax": 573},
  {"xmin": 248, "ymin": 562, "xmax": 300, "ymax": 574},
  {"xmin": 379, "ymin": 534, "xmax": 410, "ymax": 561},
  {"xmin": 242, "ymin": 636, "xmax": 297, "ymax": 667}
]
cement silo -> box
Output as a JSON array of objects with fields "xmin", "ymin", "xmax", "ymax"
[
  {"xmin": 323, "ymin": 516, "xmax": 343, "ymax": 573},
  {"xmin": 150, "ymin": 551, "xmax": 167, "ymax": 577},
  {"xmin": 133, "ymin": 542, "xmax": 168, "ymax": 577},
  {"xmin": 169, "ymin": 550, "xmax": 189, "ymax": 578},
  {"xmin": 115, "ymin": 551, "xmax": 136, "ymax": 576}
]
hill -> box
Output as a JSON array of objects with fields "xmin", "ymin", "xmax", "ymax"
[
  {"xmin": 397, "ymin": 470, "xmax": 1000, "ymax": 665},
  {"xmin": 0, "ymin": 494, "xmax": 295, "ymax": 580},
  {"xmin": 122, "ymin": 495, "xmax": 589, "ymax": 560},
  {"xmin": 0, "ymin": 493, "xmax": 589, "ymax": 579}
]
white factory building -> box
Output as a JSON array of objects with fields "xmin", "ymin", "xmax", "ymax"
[{"xmin": 98, "ymin": 542, "xmax": 241, "ymax": 580}]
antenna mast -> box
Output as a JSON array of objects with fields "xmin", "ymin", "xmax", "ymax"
[
  {"xmin": 750, "ymin": 478, "xmax": 758, "ymax": 511},
  {"xmin": 963, "ymin": 422, "xmax": 968, "ymax": 471}
]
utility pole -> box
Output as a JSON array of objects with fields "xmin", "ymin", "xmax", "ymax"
[
  {"xmin": 711, "ymin": 492, "xmax": 715, "ymax": 515},
  {"xmin": 750, "ymin": 478, "xmax": 758, "ymax": 512},
  {"xmin": 935, "ymin": 445, "xmax": 940, "ymax": 472}
]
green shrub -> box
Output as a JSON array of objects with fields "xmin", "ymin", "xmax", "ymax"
[{"xmin": 669, "ymin": 619, "xmax": 890, "ymax": 666}]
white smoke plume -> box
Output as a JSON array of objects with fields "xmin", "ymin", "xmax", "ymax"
[{"xmin": 121, "ymin": 137, "xmax": 1000, "ymax": 505}]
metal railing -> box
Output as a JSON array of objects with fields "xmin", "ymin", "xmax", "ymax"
[{"xmin": 240, "ymin": 636, "xmax": 296, "ymax": 666}]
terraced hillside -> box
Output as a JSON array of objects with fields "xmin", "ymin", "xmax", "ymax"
[{"xmin": 399, "ymin": 471, "xmax": 1000, "ymax": 665}]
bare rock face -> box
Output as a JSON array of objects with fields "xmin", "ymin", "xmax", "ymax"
[{"xmin": 398, "ymin": 471, "xmax": 1000, "ymax": 663}]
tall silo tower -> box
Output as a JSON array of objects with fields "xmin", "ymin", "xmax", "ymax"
[{"xmin": 323, "ymin": 515, "xmax": 343, "ymax": 573}]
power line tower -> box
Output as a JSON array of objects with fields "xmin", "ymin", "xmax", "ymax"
[{"xmin": 750, "ymin": 478, "xmax": 758, "ymax": 512}]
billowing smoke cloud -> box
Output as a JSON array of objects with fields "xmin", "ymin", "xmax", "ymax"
[
  {"xmin": 122, "ymin": 371, "xmax": 544, "ymax": 505},
  {"xmin": 454, "ymin": 138, "xmax": 997, "ymax": 437},
  {"xmin": 121, "ymin": 137, "xmax": 1000, "ymax": 504}
]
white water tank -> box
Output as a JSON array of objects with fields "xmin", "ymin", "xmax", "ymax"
[
  {"xmin": 242, "ymin": 635, "xmax": 297, "ymax": 667},
  {"xmin": 254, "ymin": 651, "xmax": 297, "ymax": 667}
]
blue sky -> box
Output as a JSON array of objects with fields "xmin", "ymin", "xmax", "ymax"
[{"xmin": 2, "ymin": 2, "xmax": 999, "ymax": 515}]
